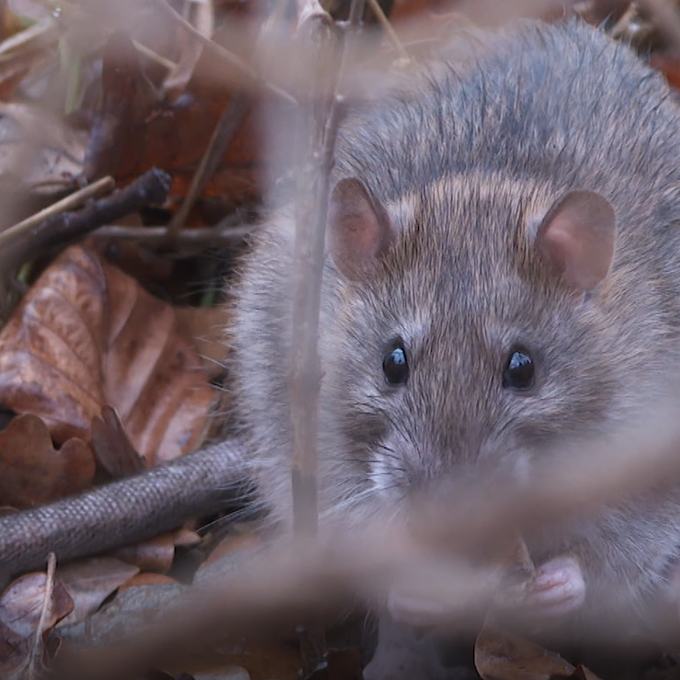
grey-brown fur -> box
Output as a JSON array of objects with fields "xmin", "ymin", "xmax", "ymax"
[{"xmin": 231, "ymin": 18, "xmax": 680, "ymax": 627}]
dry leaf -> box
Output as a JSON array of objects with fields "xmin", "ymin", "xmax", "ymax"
[
  {"xmin": 0, "ymin": 104, "xmax": 84, "ymax": 197},
  {"xmin": 649, "ymin": 53, "xmax": 680, "ymax": 92},
  {"xmin": 110, "ymin": 532, "xmax": 177, "ymax": 573},
  {"xmin": 83, "ymin": 31, "xmax": 159, "ymax": 183},
  {"xmin": 176, "ymin": 305, "xmax": 230, "ymax": 379},
  {"xmin": 571, "ymin": 665, "xmax": 604, "ymax": 680},
  {"xmin": 56, "ymin": 582, "xmax": 187, "ymax": 649},
  {"xmin": 91, "ymin": 405, "xmax": 146, "ymax": 478},
  {"xmin": 56, "ymin": 556, "xmax": 140, "ymax": 626},
  {"xmin": 0, "ymin": 413, "xmax": 95, "ymax": 509},
  {"xmin": 0, "ymin": 568, "xmax": 73, "ymax": 678},
  {"xmin": 119, "ymin": 573, "xmax": 177, "ymax": 590},
  {"xmin": 474, "ymin": 621, "xmax": 575, "ymax": 680},
  {"xmin": 173, "ymin": 528, "xmax": 203, "ymax": 548},
  {"xmin": 83, "ymin": 29, "xmax": 260, "ymax": 209},
  {"xmin": 0, "ymin": 242, "xmax": 215, "ymax": 464},
  {"xmin": 199, "ymin": 534, "xmax": 262, "ymax": 571}
]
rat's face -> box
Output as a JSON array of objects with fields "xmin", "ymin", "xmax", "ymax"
[{"xmin": 328, "ymin": 174, "xmax": 621, "ymax": 502}]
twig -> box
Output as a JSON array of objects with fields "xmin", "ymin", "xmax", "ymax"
[
  {"xmin": 290, "ymin": 0, "xmax": 344, "ymax": 541},
  {"xmin": 0, "ymin": 16, "xmax": 60, "ymax": 58},
  {"xmin": 639, "ymin": 0, "xmax": 680, "ymax": 55},
  {"xmin": 166, "ymin": 90, "xmax": 251, "ymax": 240},
  {"xmin": 131, "ymin": 39, "xmax": 177, "ymax": 71},
  {"xmin": 150, "ymin": 0, "xmax": 297, "ymax": 106},
  {"xmin": 365, "ymin": 0, "xmax": 409, "ymax": 60},
  {"xmin": 0, "ymin": 169, "xmax": 170, "ymax": 257},
  {"xmin": 28, "ymin": 553, "xmax": 57, "ymax": 678},
  {"xmin": 288, "ymin": 0, "xmax": 365, "ymax": 538},
  {"xmin": 93, "ymin": 223, "xmax": 255, "ymax": 243},
  {"xmin": 609, "ymin": 3, "xmax": 639, "ymax": 40},
  {"xmin": 1, "ymin": 176, "xmax": 115, "ymax": 243},
  {"xmin": 34, "ymin": 0, "xmax": 179, "ymax": 71},
  {"xmin": 0, "ymin": 169, "xmax": 171, "ymax": 319},
  {"xmin": 287, "ymin": 1, "xmax": 364, "ymax": 674}
]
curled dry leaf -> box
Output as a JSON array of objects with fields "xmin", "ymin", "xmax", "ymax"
[
  {"xmin": 56, "ymin": 556, "xmax": 140, "ymax": 626},
  {"xmin": 0, "ymin": 569, "xmax": 74, "ymax": 678},
  {"xmin": 474, "ymin": 621, "xmax": 575, "ymax": 680},
  {"xmin": 0, "ymin": 242, "xmax": 215, "ymax": 464},
  {"xmin": 91, "ymin": 405, "xmax": 145, "ymax": 478},
  {"xmin": 110, "ymin": 532, "xmax": 177, "ymax": 574},
  {"xmin": 173, "ymin": 528, "xmax": 203, "ymax": 548},
  {"xmin": 0, "ymin": 413, "xmax": 95, "ymax": 509}
]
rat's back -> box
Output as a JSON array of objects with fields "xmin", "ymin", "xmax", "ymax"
[{"xmin": 336, "ymin": 19, "xmax": 680, "ymax": 215}]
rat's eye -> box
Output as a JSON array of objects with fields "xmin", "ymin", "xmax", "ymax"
[
  {"xmin": 503, "ymin": 348, "xmax": 535, "ymax": 390},
  {"xmin": 383, "ymin": 341, "xmax": 409, "ymax": 385}
]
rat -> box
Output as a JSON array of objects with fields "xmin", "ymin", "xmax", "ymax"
[{"xmin": 3, "ymin": 17, "xmax": 680, "ymax": 639}]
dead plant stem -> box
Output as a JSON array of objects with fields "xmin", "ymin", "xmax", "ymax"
[{"xmin": 0, "ymin": 175, "xmax": 115, "ymax": 245}]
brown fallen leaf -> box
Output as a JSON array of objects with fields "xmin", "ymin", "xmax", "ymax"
[
  {"xmin": 82, "ymin": 28, "xmax": 260, "ymax": 209},
  {"xmin": 474, "ymin": 621, "xmax": 575, "ymax": 680},
  {"xmin": 0, "ymin": 241, "xmax": 215, "ymax": 464},
  {"xmin": 0, "ymin": 413, "xmax": 95, "ymax": 509},
  {"xmin": 110, "ymin": 532, "xmax": 177, "ymax": 574},
  {"xmin": 0, "ymin": 102, "xmax": 85, "ymax": 199},
  {"xmin": 173, "ymin": 528, "xmax": 203, "ymax": 549},
  {"xmin": 649, "ymin": 53, "xmax": 680, "ymax": 92},
  {"xmin": 175, "ymin": 305, "xmax": 230, "ymax": 379},
  {"xmin": 571, "ymin": 664, "xmax": 604, "ymax": 680},
  {"xmin": 0, "ymin": 559, "xmax": 74, "ymax": 679},
  {"xmin": 82, "ymin": 31, "xmax": 159, "ymax": 184},
  {"xmin": 91, "ymin": 405, "xmax": 146, "ymax": 478},
  {"xmin": 56, "ymin": 556, "xmax": 140, "ymax": 626},
  {"xmin": 119, "ymin": 573, "xmax": 177, "ymax": 590}
]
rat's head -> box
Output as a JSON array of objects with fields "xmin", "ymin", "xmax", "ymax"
[{"xmin": 325, "ymin": 173, "xmax": 629, "ymax": 505}]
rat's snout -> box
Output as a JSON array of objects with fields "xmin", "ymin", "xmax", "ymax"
[{"xmin": 380, "ymin": 430, "xmax": 531, "ymax": 500}]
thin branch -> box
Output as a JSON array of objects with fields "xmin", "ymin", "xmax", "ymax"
[
  {"xmin": 166, "ymin": 90, "xmax": 250, "ymax": 240},
  {"xmin": 0, "ymin": 176, "xmax": 115, "ymax": 243},
  {"xmin": 28, "ymin": 553, "xmax": 57, "ymax": 678},
  {"xmin": 93, "ymin": 223, "xmax": 255, "ymax": 244},
  {"xmin": 639, "ymin": 0, "xmax": 680, "ymax": 55},
  {"xmin": 131, "ymin": 39, "xmax": 178, "ymax": 71},
  {"xmin": 289, "ymin": 0, "xmax": 345, "ymax": 541},
  {"xmin": 365, "ymin": 0, "xmax": 409, "ymax": 60},
  {"xmin": 0, "ymin": 169, "xmax": 170, "ymax": 256},
  {"xmin": 286, "ymin": 1, "xmax": 365, "ymax": 673},
  {"xmin": 150, "ymin": 0, "xmax": 297, "ymax": 106},
  {"xmin": 0, "ymin": 169, "xmax": 171, "ymax": 317}
]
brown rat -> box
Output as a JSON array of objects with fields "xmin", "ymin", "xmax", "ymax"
[
  {"xmin": 2, "ymin": 18, "xmax": 680, "ymax": 638},
  {"xmin": 232, "ymin": 17, "xmax": 680, "ymax": 633}
]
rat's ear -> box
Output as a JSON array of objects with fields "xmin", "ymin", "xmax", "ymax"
[
  {"xmin": 535, "ymin": 190, "xmax": 615, "ymax": 292},
  {"xmin": 328, "ymin": 178, "xmax": 395, "ymax": 281}
]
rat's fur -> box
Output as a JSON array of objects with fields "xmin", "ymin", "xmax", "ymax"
[{"xmin": 230, "ymin": 19, "xmax": 680, "ymax": 629}]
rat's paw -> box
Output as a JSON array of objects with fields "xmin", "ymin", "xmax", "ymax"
[{"xmin": 517, "ymin": 555, "xmax": 586, "ymax": 620}]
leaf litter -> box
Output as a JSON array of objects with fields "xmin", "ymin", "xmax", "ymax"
[{"xmin": 0, "ymin": 0, "xmax": 679, "ymax": 679}]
